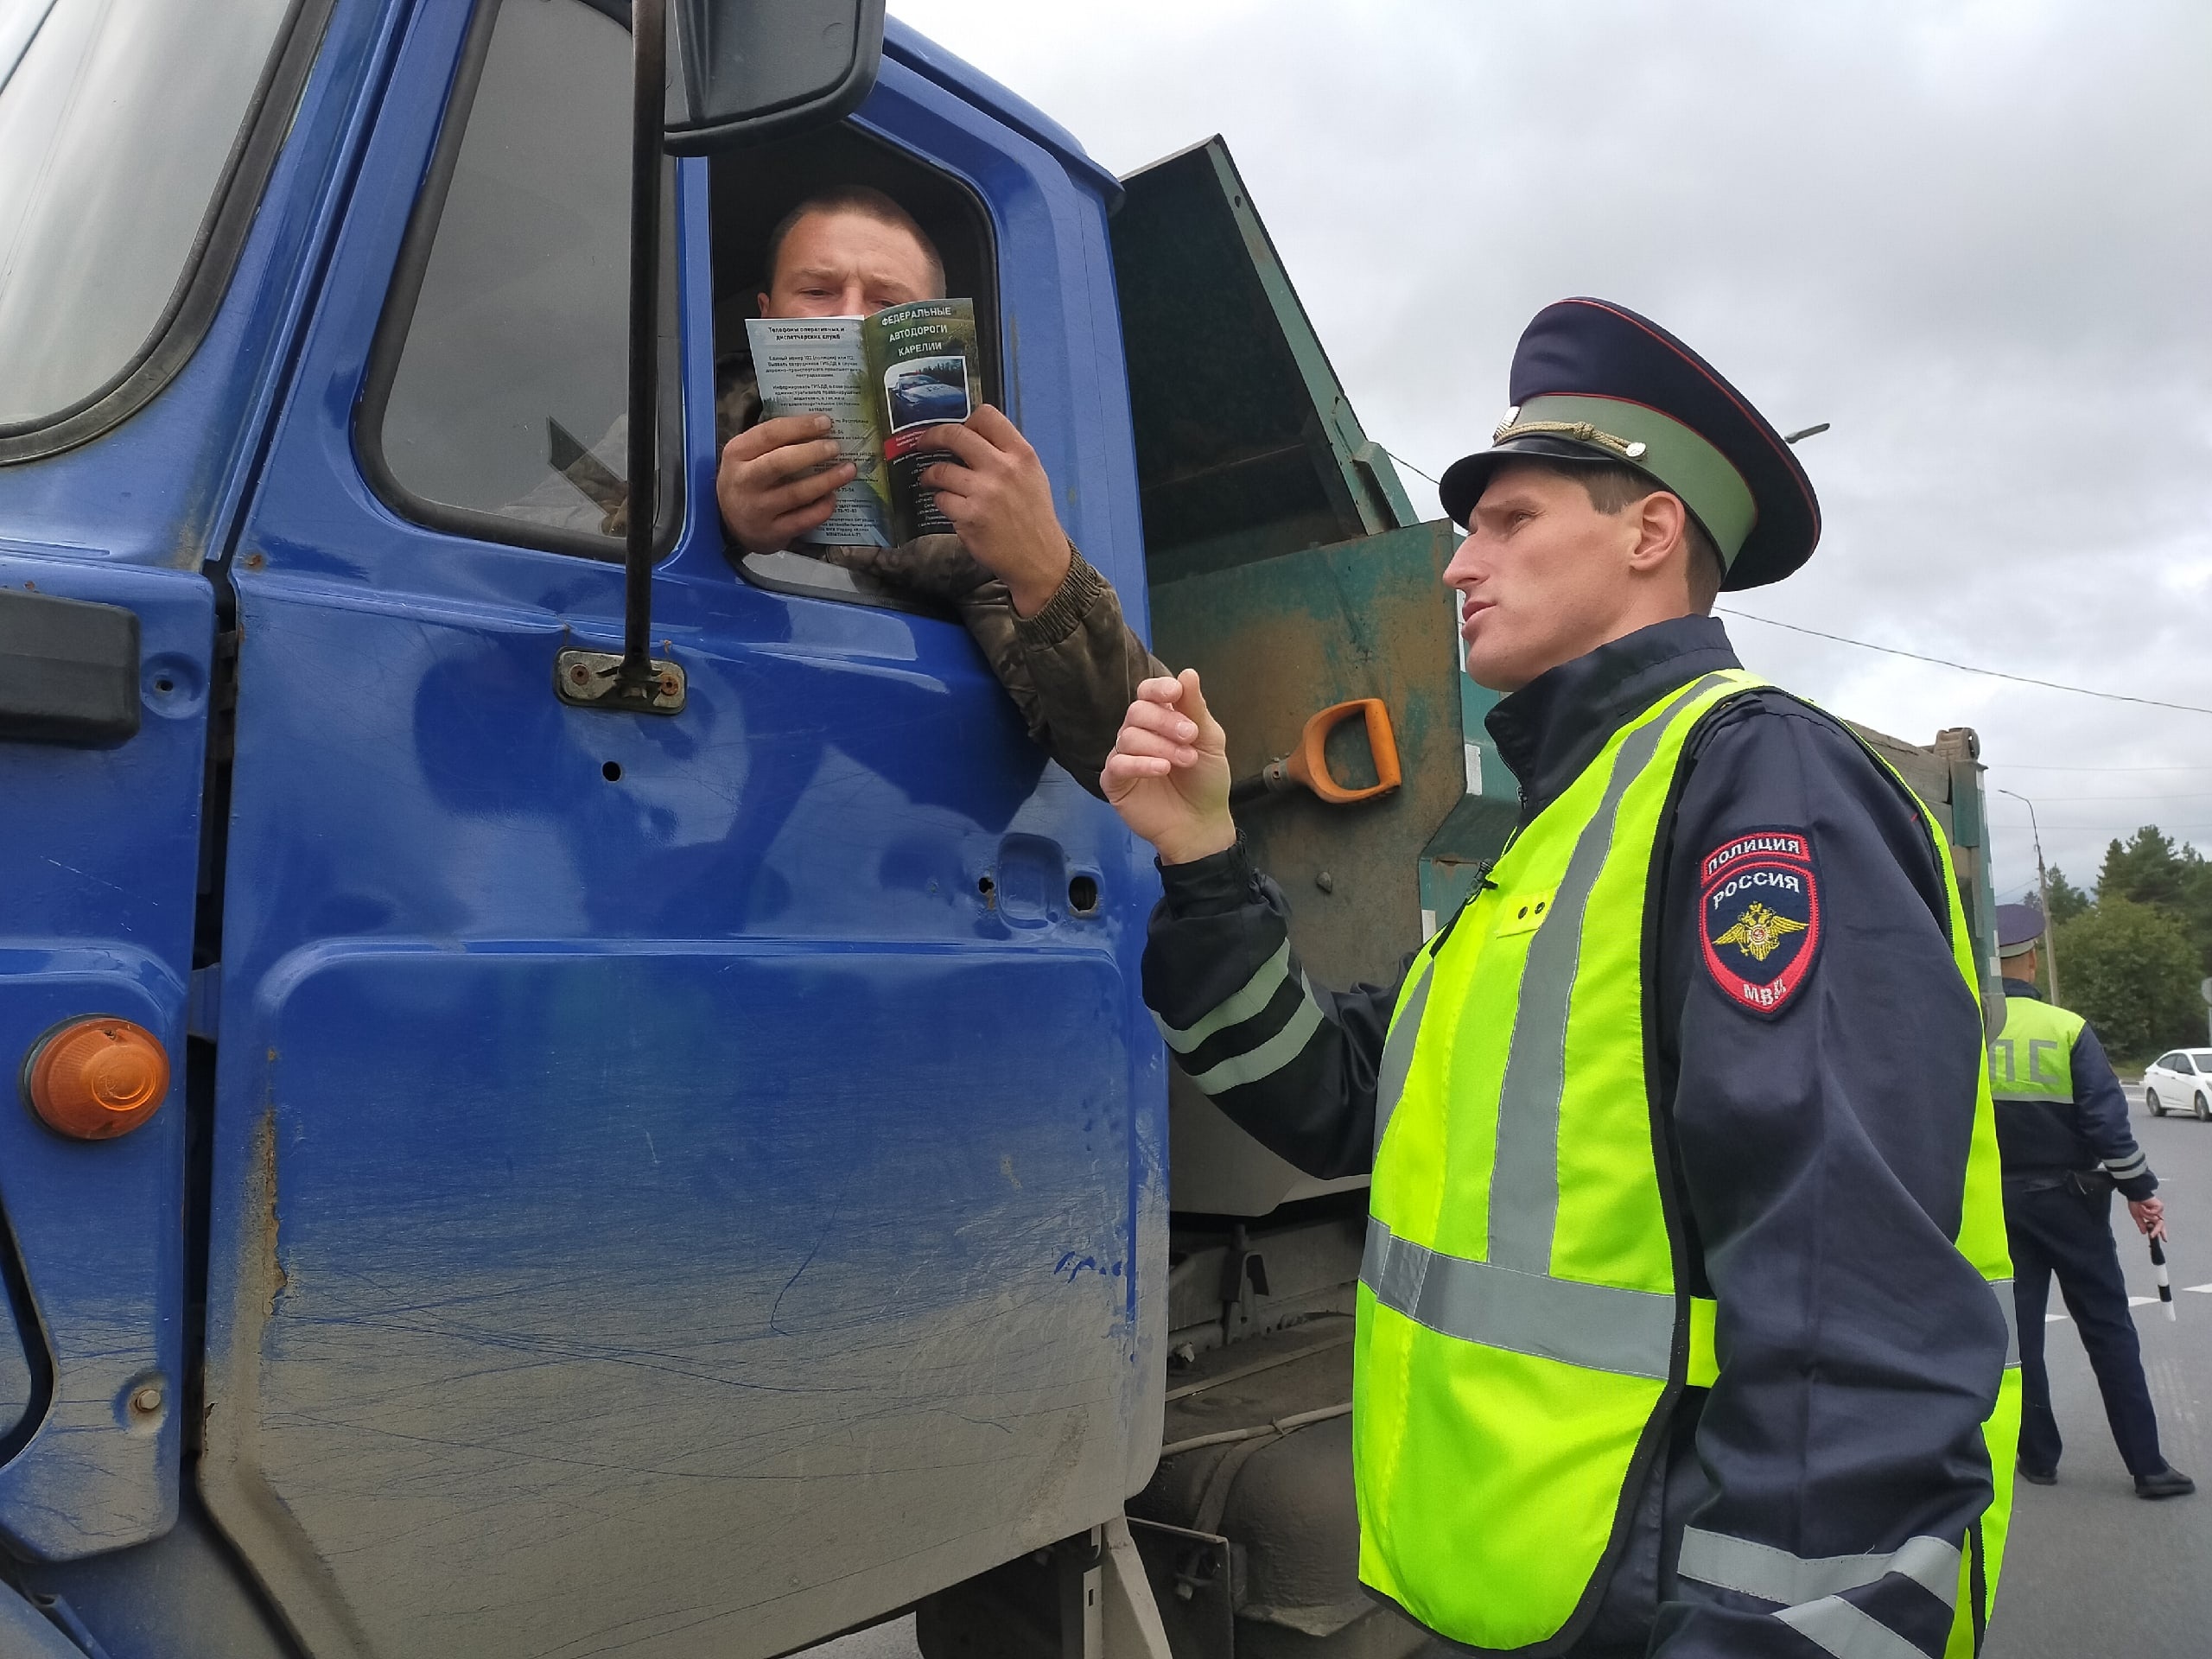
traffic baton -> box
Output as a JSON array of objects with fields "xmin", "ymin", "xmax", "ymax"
[{"xmin": 2149, "ymin": 1235, "xmax": 2177, "ymax": 1321}]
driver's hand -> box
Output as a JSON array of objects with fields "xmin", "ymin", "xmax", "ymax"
[
  {"xmin": 917, "ymin": 406, "xmax": 1071, "ymax": 618},
  {"xmin": 2130, "ymin": 1196, "xmax": 2167, "ymax": 1241},
  {"xmin": 716, "ymin": 414, "xmax": 855, "ymax": 554}
]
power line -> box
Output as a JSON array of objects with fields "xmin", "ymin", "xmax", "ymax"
[
  {"xmin": 1381, "ymin": 442, "xmax": 2212, "ymax": 719},
  {"xmin": 1718, "ymin": 609, "xmax": 2212, "ymax": 716},
  {"xmin": 1383, "ymin": 446, "xmax": 1442, "ymax": 487}
]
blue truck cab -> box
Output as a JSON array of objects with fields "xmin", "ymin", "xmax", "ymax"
[
  {"xmin": 0, "ymin": 4, "xmax": 2007, "ymax": 1656},
  {"xmin": 0, "ymin": 3, "xmax": 1510, "ymax": 1654}
]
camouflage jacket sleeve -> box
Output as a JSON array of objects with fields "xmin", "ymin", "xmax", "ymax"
[{"xmin": 956, "ymin": 549, "xmax": 1166, "ymax": 798}]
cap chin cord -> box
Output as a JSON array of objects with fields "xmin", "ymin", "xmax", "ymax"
[{"xmin": 1492, "ymin": 416, "xmax": 1649, "ymax": 462}]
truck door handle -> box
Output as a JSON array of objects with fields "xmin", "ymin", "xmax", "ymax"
[
  {"xmin": 1229, "ymin": 698, "xmax": 1402, "ymax": 807},
  {"xmin": 0, "ymin": 589, "xmax": 141, "ymax": 747}
]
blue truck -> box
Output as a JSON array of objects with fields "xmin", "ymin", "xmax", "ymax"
[{"xmin": 0, "ymin": 3, "xmax": 2005, "ymax": 1656}]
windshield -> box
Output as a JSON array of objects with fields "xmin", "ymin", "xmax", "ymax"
[{"xmin": 0, "ymin": 0, "xmax": 294, "ymax": 432}]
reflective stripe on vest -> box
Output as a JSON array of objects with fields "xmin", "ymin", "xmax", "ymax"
[
  {"xmin": 1353, "ymin": 670, "xmax": 2018, "ymax": 1657},
  {"xmin": 1986, "ymin": 995, "xmax": 2082, "ymax": 1105}
]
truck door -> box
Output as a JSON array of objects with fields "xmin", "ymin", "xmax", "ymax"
[{"xmin": 196, "ymin": 6, "xmax": 1160, "ymax": 1656}]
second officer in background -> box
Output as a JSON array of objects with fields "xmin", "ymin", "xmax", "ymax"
[{"xmin": 1991, "ymin": 903, "xmax": 2194, "ymax": 1499}]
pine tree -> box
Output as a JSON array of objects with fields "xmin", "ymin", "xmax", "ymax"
[
  {"xmin": 2093, "ymin": 826, "xmax": 2212, "ymax": 974},
  {"xmin": 2042, "ymin": 866, "xmax": 2091, "ymax": 925}
]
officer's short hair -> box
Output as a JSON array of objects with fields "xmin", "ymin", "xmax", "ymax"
[
  {"xmin": 765, "ymin": 187, "xmax": 946, "ymax": 298},
  {"xmin": 1569, "ymin": 461, "xmax": 1726, "ymax": 613}
]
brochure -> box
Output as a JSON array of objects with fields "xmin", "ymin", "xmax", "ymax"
[{"xmin": 745, "ymin": 298, "xmax": 979, "ymax": 548}]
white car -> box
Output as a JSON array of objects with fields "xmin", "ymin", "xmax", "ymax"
[{"xmin": 2143, "ymin": 1050, "xmax": 2212, "ymax": 1119}]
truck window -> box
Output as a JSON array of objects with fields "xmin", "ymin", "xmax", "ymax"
[
  {"xmin": 0, "ymin": 0, "xmax": 294, "ymax": 443},
  {"xmin": 706, "ymin": 124, "xmax": 999, "ymax": 613},
  {"xmin": 359, "ymin": 0, "xmax": 679, "ymax": 559}
]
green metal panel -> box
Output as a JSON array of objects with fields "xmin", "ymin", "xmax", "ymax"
[
  {"xmin": 1113, "ymin": 137, "xmax": 1418, "ymax": 586},
  {"xmin": 1150, "ymin": 522, "xmax": 1488, "ymax": 989}
]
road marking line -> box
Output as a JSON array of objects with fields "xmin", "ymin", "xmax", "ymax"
[
  {"xmin": 2184, "ymin": 1284, "xmax": 2212, "ymax": 1294},
  {"xmin": 2127, "ymin": 1295, "xmax": 2159, "ymax": 1307},
  {"xmin": 2045, "ymin": 1313, "xmax": 2069, "ymax": 1322}
]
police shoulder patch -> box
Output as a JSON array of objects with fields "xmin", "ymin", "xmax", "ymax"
[{"xmin": 1698, "ymin": 828, "xmax": 1821, "ymax": 1018}]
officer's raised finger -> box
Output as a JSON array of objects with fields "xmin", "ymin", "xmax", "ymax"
[{"xmin": 1174, "ymin": 668, "xmax": 1219, "ymax": 732}]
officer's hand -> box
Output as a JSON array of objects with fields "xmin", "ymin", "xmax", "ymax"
[
  {"xmin": 1101, "ymin": 671, "xmax": 1236, "ymax": 865},
  {"xmin": 717, "ymin": 415, "xmax": 855, "ymax": 555},
  {"xmin": 2129, "ymin": 1197, "xmax": 2167, "ymax": 1241},
  {"xmin": 915, "ymin": 406, "xmax": 1071, "ymax": 618}
]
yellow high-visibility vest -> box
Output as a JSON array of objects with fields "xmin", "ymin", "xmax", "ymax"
[
  {"xmin": 1988, "ymin": 995, "xmax": 2083, "ymax": 1105},
  {"xmin": 1353, "ymin": 668, "xmax": 2018, "ymax": 1656}
]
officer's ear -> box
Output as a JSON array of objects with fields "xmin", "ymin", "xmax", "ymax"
[
  {"xmin": 1623, "ymin": 490, "xmax": 1688, "ymax": 576},
  {"xmin": 1624, "ymin": 490, "xmax": 1723, "ymax": 613}
]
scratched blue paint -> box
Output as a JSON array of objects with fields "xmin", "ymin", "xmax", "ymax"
[
  {"xmin": 175, "ymin": 10, "xmax": 1168, "ymax": 1656},
  {"xmin": 0, "ymin": 555, "xmax": 211, "ymax": 1560},
  {"xmin": 0, "ymin": 1, "xmax": 1168, "ymax": 1645},
  {"xmin": 0, "ymin": 0, "xmax": 410, "ymax": 1586}
]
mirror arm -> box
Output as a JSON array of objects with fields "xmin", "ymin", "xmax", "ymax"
[{"xmin": 558, "ymin": 0, "xmax": 685, "ymax": 715}]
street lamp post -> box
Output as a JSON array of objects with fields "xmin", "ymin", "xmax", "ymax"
[{"xmin": 1996, "ymin": 787, "xmax": 2059, "ymax": 1005}]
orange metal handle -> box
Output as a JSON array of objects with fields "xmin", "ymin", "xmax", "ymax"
[{"xmin": 1283, "ymin": 698, "xmax": 1402, "ymax": 805}]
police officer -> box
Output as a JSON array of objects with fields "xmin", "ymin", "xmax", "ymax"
[
  {"xmin": 1102, "ymin": 300, "xmax": 2018, "ymax": 1657},
  {"xmin": 1990, "ymin": 902, "xmax": 2194, "ymax": 1499}
]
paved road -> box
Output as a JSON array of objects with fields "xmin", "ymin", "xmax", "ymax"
[
  {"xmin": 1984, "ymin": 1083, "xmax": 2212, "ymax": 1659},
  {"xmin": 808, "ymin": 1087, "xmax": 2212, "ymax": 1659},
  {"xmin": 802, "ymin": 1617, "xmax": 918, "ymax": 1659}
]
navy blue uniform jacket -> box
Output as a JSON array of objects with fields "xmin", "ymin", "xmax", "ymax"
[
  {"xmin": 1993, "ymin": 981, "xmax": 2156, "ymax": 1200},
  {"xmin": 1142, "ymin": 616, "xmax": 2009, "ymax": 1658}
]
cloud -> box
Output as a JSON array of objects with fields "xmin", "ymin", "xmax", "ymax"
[{"xmin": 893, "ymin": 0, "xmax": 2212, "ymax": 888}]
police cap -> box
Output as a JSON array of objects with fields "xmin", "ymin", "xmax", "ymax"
[
  {"xmin": 1437, "ymin": 298, "xmax": 1821, "ymax": 591},
  {"xmin": 1995, "ymin": 903, "xmax": 2049, "ymax": 959}
]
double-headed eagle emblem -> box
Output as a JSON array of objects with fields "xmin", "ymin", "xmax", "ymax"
[{"xmin": 1713, "ymin": 901, "xmax": 1808, "ymax": 963}]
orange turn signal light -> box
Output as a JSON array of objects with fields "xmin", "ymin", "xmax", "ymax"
[{"xmin": 24, "ymin": 1019, "xmax": 170, "ymax": 1141}]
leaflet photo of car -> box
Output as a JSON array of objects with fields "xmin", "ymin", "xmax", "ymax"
[
  {"xmin": 868, "ymin": 301, "xmax": 978, "ymax": 542},
  {"xmin": 886, "ymin": 356, "xmax": 970, "ymax": 432}
]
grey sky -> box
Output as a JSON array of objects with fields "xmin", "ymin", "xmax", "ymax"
[{"xmin": 893, "ymin": 0, "xmax": 2212, "ymax": 899}]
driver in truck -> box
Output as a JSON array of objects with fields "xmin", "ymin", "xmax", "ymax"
[
  {"xmin": 715, "ymin": 185, "xmax": 1160, "ymax": 798},
  {"xmin": 1102, "ymin": 298, "xmax": 2019, "ymax": 1657}
]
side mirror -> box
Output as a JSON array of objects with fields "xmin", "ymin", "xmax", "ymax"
[
  {"xmin": 562, "ymin": 0, "xmax": 887, "ymax": 718},
  {"xmin": 664, "ymin": 0, "xmax": 887, "ymax": 155}
]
